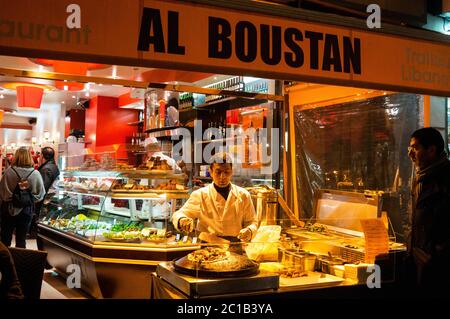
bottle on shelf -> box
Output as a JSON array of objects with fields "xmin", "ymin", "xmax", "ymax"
[{"xmin": 159, "ymin": 99, "xmax": 166, "ymax": 128}]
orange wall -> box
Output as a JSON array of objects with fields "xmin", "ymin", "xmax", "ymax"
[
  {"xmin": 85, "ymin": 96, "xmax": 138, "ymax": 158},
  {"xmin": 85, "ymin": 96, "xmax": 98, "ymax": 146}
]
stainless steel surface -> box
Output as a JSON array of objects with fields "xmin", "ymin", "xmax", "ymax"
[
  {"xmin": 156, "ymin": 262, "xmax": 279, "ymax": 297},
  {"xmin": 313, "ymin": 189, "xmax": 381, "ymax": 236},
  {"xmin": 248, "ymin": 186, "xmax": 278, "ymax": 225}
]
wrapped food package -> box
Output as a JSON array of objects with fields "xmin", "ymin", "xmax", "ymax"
[{"xmin": 245, "ymin": 225, "xmax": 281, "ymax": 262}]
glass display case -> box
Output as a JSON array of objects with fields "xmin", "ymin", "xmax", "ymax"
[
  {"xmin": 39, "ymin": 168, "xmax": 190, "ymax": 246},
  {"xmin": 37, "ymin": 151, "xmax": 198, "ymax": 298}
]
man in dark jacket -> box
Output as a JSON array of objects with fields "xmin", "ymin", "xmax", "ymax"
[
  {"xmin": 407, "ymin": 127, "xmax": 450, "ymax": 293},
  {"xmin": 29, "ymin": 147, "xmax": 60, "ymax": 239}
]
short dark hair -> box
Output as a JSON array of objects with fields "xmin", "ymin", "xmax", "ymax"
[
  {"xmin": 41, "ymin": 147, "xmax": 55, "ymax": 161},
  {"xmin": 411, "ymin": 128, "xmax": 445, "ymax": 154},
  {"xmin": 209, "ymin": 152, "xmax": 233, "ymax": 168},
  {"xmin": 168, "ymin": 97, "xmax": 179, "ymax": 109}
]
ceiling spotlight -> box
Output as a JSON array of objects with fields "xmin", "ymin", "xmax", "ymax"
[
  {"xmin": 72, "ymin": 95, "xmax": 76, "ymax": 99},
  {"xmin": 61, "ymin": 101, "xmax": 65, "ymax": 104},
  {"xmin": 85, "ymin": 92, "xmax": 90, "ymax": 97},
  {"xmin": 0, "ymin": 94, "xmax": 4, "ymax": 99}
]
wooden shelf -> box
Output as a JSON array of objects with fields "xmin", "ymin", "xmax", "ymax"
[
  {"xmin": 145, "ymin": 126, "xmax": 180, "ymax": 134},
  {"xmin": 127, "ymin": 120, "xmax": 144, "ymax": 126}
]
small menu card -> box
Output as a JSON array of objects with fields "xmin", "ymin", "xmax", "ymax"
[{"xmin": 360, "ymin": 219, "xmax": 389, "ymax": 263}]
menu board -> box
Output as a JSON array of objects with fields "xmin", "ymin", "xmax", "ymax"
[{"xmin": 360, "ymin": 219, "xmax": 389, "ymax": 263}]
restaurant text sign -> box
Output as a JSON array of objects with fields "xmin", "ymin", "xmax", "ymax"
[{"xmin": 0, "ymin": 0, "xmax": 449, "ymax": 96}]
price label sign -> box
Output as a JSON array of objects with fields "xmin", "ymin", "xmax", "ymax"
[{"xmin": 360, "ymin": 219, "xmax": 389, "ymax": 263}]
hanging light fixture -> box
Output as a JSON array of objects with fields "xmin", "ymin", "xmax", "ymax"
[
  {"xmin": 16, "ymin": 86, "xmax": 44, "ymax": 109},
  {"xmin": 31, "ymin": 59, "xmax": 108, "ymax": 91}
]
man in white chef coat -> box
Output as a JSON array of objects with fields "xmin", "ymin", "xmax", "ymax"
[{"xmin": 172, "ymin": 152, "xmax": 258, "ymax": 244}]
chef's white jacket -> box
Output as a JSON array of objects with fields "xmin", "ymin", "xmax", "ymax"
[{"xmin": 172, "ymin": 183, "xmax": 258, "ymax": 238}]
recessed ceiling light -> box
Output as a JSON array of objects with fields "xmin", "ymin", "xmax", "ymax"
[
  {"xmin": 0, "ymin": 94, "xmax": 4, "ymax": 99},
  {"xmin": 61, "ymin": 101, "xmax": 65, "ymax": 104},
  {"xmin": 72, "ymin": 95, "xmax": 76, "ymax": 98},
  {"xmin": 99, "ymin": 83, "xmax": 103, "ymax": 86}
]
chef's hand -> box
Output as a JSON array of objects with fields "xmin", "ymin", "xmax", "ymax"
[
  {"xmin": 178, "ymin": 217, "xmax": 194, "ymax": 233},
  {"xmin": 238, "ymin": 228, "xmax": 252, "ymax": 242}
]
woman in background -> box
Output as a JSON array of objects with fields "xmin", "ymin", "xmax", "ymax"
[{"xmin": 0, "ymin": 147, "xmax": 45, "ymax": 248}]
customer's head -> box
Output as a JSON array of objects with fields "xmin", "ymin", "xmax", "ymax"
[
  {"xmin": 41, "ymin": 147, "xmax": 55, "ymax": 162},
  {"xmin": 209, "ymin": 153, "xmax": 233, "ymax": 187},
  {"xmin": 409, "ymin": 127, "xmax": 446, "ymax": 170},
  {"xmin": 12, "ymin": 147, "xmax": 34, "ymax": 168}
]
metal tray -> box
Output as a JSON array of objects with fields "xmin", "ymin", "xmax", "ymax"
[{"xmin": 157, "ymin": 262, "xmax": 279, "ymax": 297}]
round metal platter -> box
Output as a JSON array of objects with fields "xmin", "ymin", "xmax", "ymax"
[{"xmin": 173, "ymin": 253, "xmax": 259, "ymax": 278}]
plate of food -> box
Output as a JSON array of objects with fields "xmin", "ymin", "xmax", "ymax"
[{"xmin": 103, "ymin": 231, "xmax": 142, "ymax": 243}]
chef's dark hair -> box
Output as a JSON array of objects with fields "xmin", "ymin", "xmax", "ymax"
[
  {"xmin": 209, "ymin": 152, "xmax": 233, "ymax": 168},
  {"xmin": 411, "ymin": 128, "xmax": 445, "ymax": 154},
  {"xmin": 168, "ymin": 97, "xmax": 179, "ymax": 109}
]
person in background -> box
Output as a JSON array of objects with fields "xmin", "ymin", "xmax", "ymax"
[
  {"xmin": 172, "ymin": 152, "xmax": 258, "ymax": 252},
  {"xmin": 165, "ymin": 97, "xmax": 179, "ymax": 127},
  {"xmin": 29, "ymin": 147, "xmax": 60, "ymax": 239},
  {"xmin": 0, "ymin": 147, "xmax": 45, "ymax": 248},
  {"xmin": 143, "ymin": 137, "xmax": 181, "ymax": 171},
  {"xmin": 407, "ymin": 127, "xmax": 450, "ymax": 292},
  {"xmin": 0, "ymin": 241, "xmax": 23, "ymax": 299}
]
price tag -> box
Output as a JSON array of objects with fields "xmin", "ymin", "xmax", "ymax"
[
  {"xmin": 360, "ymin": 219, "xmax": 389, "ymax": 263},
  {"xmin": 175, "ymin": 233, "xmax": 181, "ymax": 241},
  {"xmin": 192, "ymin": 237, "xmax": 198, "ymax": 244},
  {"xmin": 182, "ymin": 235, "xmax": 189, "ymax": 243}
]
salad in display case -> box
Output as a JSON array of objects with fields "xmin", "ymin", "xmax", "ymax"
[{"xmin": 39, "ymin": 151, "xmax": 190, "ymax": 247}]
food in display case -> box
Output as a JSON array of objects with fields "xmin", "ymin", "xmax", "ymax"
[
  {"xmin": 40, "ymin": 160, "xmax": 190, "ymax": 247},
  {"xmin": 138, "ymin": 156, "xmax": 173, "ymax": 171},
  {"xmin": 111, "ymin": 179, "xmax": 186, "ymax": 193}
]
